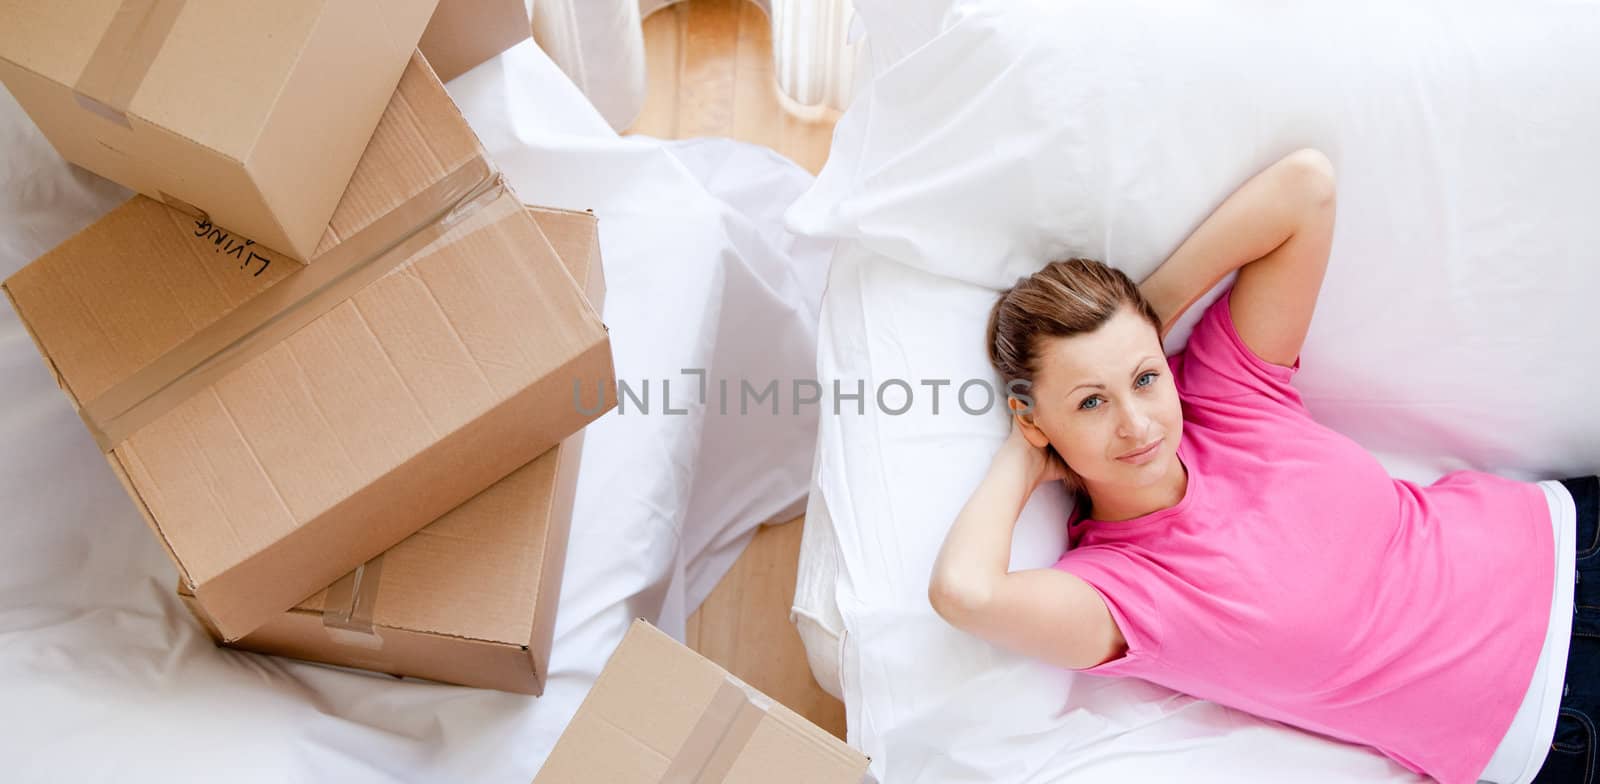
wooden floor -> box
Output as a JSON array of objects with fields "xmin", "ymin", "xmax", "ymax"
[
  {"xmin": 629, "ymin": 0, "xmax": 838, "ymax": 175},
  {"xmin": 625, "ymin": 0, "xmax": 846, "ymax": 740}
]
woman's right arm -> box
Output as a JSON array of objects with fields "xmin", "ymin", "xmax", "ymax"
[
  {"xmin": 1137, "ymin": 148, "xmax": 1336, "ymax": 355},
  {"xmin": 928, "ymin": 426, "xmax": 1125, "ymax": 671}
]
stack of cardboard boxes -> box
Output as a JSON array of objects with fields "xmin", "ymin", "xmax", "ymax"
[
  {"xmin": 1, "ymin": 1, "xmax": 871, "ymax": 779},
  {"xmin": 0, "ymin": 0, "xmax": 602, "ymax": 695}
]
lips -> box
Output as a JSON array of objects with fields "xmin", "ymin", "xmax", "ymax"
[{"xmin": 1117, "ymin": 439, "xmax": 1161, "ymax": 461}]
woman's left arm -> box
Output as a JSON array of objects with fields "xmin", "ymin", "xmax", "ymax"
[{"xmin": 1138, "ymin": 149, "xmax": 1337, "ymax": 366}]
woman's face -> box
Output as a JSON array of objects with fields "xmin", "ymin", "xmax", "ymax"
[{"xmin": 1017, "ymin": 306, "xmax": 1183, "ymax": 492}]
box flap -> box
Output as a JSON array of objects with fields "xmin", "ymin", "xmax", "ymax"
[
  {"xmin": 0, "ymin": 0, "xmax": 325, "ymax": 158},
  {"xmin": 527, "ymin": 207, "xmax": 606, "ymax": 316},
  {"xmin": 182, "ymin": 584, "xmax": 548, "ymax": 693},
  {"xmin": 722, "ymin": 708, "xmax": 872, "ymax": 783},
  {"xmin": 418, "ymin": 0, "xmax": 530, "ymax": 83},
  {"xmin": 2, "ymin": 197, "xmax": 296, "ymax": 410},
  {"xmin": 535, "ymin": 621, "xmax": 870, "ymax": 783},
  {"xmin": 536, "ymin": 621, "xmax": 739, "ymax": 782},
  {"xmin": 0, "ymin": 0, "xmax": 115, "ymax": 87},
  {"xmin": 292, "ymin": 439, "xmax": 566, "ymax": 644},
  {"xmin": 311, "ymin": 51, "xmax": 482, "ymax": 254}
]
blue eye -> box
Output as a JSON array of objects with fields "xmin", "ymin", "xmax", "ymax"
[{"xmin": 1080, "ymin": 373, "xmax": 1157, "ymax": 410}]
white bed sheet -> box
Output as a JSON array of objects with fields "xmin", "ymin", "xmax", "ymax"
[
  {"xmin": 0, "ymin": 41, "xmax": 830, "ymax": 782},
  {"xmin": 790, "ymin": 2, "xmax": 1600, "ymax": 782}
]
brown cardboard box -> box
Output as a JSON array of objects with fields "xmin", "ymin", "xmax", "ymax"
[
  {"xmin": 181, "ymin": 435, "xmax": 582, "ymax": 695},
  {"xmin": 534, "ymin": 620, "xmax": 872, "ymax": 784},
  {"xmin": 178, "ymin": 206, "xmax": 607, "ymax": 695},
  {"xmin": 3, "ymin": 54, "xmax": 615, "ymax": 642},
  {"xmin": 0, "ymin": 0, "xmax": 441, "ymax": 261},
  {"xmin": 420, "ymin": 0, "xmax": 532, "ymax": 83}
]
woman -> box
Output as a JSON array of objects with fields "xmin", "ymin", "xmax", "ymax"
[{"xmin": 928, "ymin": 148, "xmax": 1597, "ymax": 784}]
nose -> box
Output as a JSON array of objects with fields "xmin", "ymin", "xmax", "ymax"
[{"xmin": 1116, "ymin": 402, "xmax": 1152, "ymax": 441}]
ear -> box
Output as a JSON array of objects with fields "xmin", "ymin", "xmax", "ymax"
[{"xmin": 1008, "ymin": 397, "xmax": 1051, "ymax": 449}]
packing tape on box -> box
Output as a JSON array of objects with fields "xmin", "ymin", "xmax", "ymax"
[
  {"xmin": 322, "ymin": 554, "xmax": 386, "ymax": 649},
  {"xmin": 659, "ymin": 677, "xmax": 775, "ymax": 783},
  {"xmin": 74, "ymin": 0, "xmax": 187, "ymax": 127},
  {"xmin": 79, "ymin": 155, "xmax": 503, "ymax": 450}
]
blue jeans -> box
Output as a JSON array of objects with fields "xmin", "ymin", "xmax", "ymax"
[{"xmin": 1534, "ymin": 475, "xmax": 1600, "ymax": 783}]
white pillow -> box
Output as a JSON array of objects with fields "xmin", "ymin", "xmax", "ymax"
[{"xmin": 791, "ymin": 0, "xmax": 1600, "ymax": 478}]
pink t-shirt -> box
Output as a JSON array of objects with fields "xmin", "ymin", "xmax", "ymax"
[{"xmin": 1054, "ymin": 287, "xmax": 1553, "ymax": 784}]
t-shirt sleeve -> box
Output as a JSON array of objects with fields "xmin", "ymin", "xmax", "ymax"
[
  {"xmin": 1052, "ymin": 545, "xmax": 1165, "ymax": 675},
  {"xmin": 1171, "ymin": 286, "xmax": 1307, "ymax": 412}
]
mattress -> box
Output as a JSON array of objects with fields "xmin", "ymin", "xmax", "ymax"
[
  {"xmin": 0, "ymin": 41, "xmax": 831, "ymax": 781},
  {"xmin": 789, "ymin": 2, "xmax": 1600, "ymax": 781}
]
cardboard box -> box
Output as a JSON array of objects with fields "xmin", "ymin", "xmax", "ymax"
[
  {"xmin": 419, "ymin": 0, "xmax": 532, "ymax": 83},
  {"xmin": 3, "ymin": 54, "xmax": 615, "ymax": 642},
  {"xmin": 179, "ymin": 206, "xmax": 606, "ymax": 695},
  {"xmin": 181, "ymin": 435, "xmax": 582, "ymax": 694},
  {"xmin": 534, "ymin": 620, "xmax": 872, "ymax": 784},
  {"xmin": 0, "ymin": 0, "xmax": 441, "ymax": 261}
]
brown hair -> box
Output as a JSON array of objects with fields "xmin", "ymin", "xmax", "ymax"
[{"xmin": 986, "ymin": 258, "xmax": 1161, "ymax": 493}]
